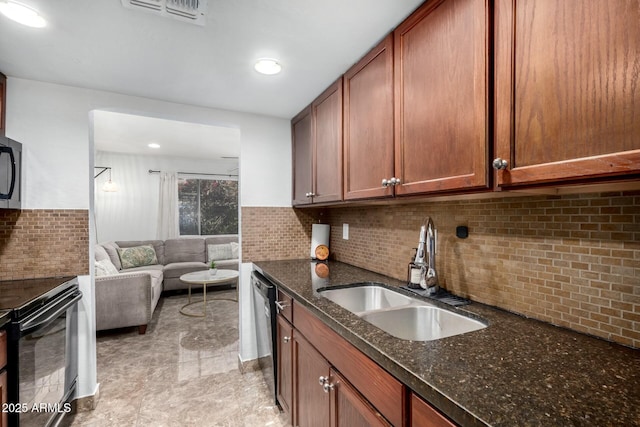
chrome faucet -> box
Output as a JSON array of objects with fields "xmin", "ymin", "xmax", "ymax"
[{"xmin": 414, "ymin": 217, "xmax": 439, "ymax": 294}]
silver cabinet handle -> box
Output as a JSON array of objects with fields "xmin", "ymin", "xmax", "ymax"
[
  {"xmin": 283, "ymin": 336, "xmax": 291, "ymax": 343},
  {"xmin": 319, "ymin": 376, "xmax": 328, "ymax": 385},
  {"xmin": 390, "ymin": 177, "xmax": 401, "ymax": 185},
  {"xmin": 492, "ymin": 158, "xmax": 508, "ymax": 170},
  {"xmin": 381, "ymin": 178, "xmax": 389, "ymax": 187},
  {"xmin": 275, "ymin": 301, "xmax": 288, "ymax": 312},
  {"xmin": 322, "ymin": 381, "xmax": 335, "ymax": 393}
]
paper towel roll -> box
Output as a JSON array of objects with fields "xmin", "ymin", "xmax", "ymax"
[{"xmin": 310, "ymin": 224, "xmax": 330, "ymax": 259}]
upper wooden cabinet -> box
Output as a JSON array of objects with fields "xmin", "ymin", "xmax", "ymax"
[
  {"xmin": 494, "ymin": 0, "xmax": 640, "ymax": 187},
  {"xmin": 0, "ymin": 73, "xmax": 6, "ymax": 137},
  {"xmin": 343, "ymin": 35, "xmax": 395, "ymax": 201},
  {"xmin": 393, "ymin": 0, "xmax": 490, "ymax": 196},
  {"xmin": 292, "ymin": 79, "xmax": 343, "ymax": 206},
  {"xmin": 292, "ymin": 106, "xmax": 313, "ymax": 205}
]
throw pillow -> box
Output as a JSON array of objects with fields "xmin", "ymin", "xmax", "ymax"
[
  {"xmin": 230, "ymin": 242, "xmax": 239, "ymax": 259},
  {"xmin": 95, "ymin": 259, "xmax": 119, "ymax": 277},
  {"xmin": 117, "ymin": 245, "xmax": 158, "ymax": 269},
  {"xmin": 208, "ymin": 243, "xmax": 233, "ymax": 262}
]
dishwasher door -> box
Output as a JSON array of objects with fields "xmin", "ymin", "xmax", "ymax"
[{"xmin": 251, "ymin": 270, "xmax": 277, "ymax": 405}]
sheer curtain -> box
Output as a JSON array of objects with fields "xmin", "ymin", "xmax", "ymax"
[{"xmin": 157, "ymin": 172, "xmax": 179, "ymax": 240}]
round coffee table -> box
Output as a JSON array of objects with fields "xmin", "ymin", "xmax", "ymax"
[{"xmin": 179, "ymin": 269, "xmax": 239, "ymax": 317}]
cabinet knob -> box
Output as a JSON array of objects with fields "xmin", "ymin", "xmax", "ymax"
[
  {"xmin": 390, "ymin": 177, "xmax": 401, "ymax": 186},
  {"xmin": 319, "ymin": 376, "xmax": 328, "ymax": 385},
  {"xmin": 492, "ymin": 158, "xmax": 508, "ymax": 170},
  {"xmin": 381, "ymin": 178, "xmax": 389, "ymax": 187},
  {"xmin": 305, "ymin": 192, "xmax": 312, "ymax": 198},
  {"xmin": 283, "ymin": 336, "xmax": 291, "ymax": 343},
  {"xmin": 322, "ymin": 381, "xmax": 335, "ymax": 393}
]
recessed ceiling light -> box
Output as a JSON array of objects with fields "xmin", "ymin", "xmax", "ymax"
[
  {"xmin": 254, "ymin": 58, "xmax": 282, "ymax": 75},
  {"xmin": 148, "ymin": 143, "xmax": 161, "ymax": 149},
  {"xmin": 0, "ymin": 1, "xmax": 46, "ymax": 28}
]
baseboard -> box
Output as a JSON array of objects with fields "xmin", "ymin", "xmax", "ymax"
[
  {"xmin": 237, "ymin": 354, "xmax": 261, "ymax": 373},
  {"xmin": 72, "ymin": 384, "xmax": 100, "ymax": 413}
]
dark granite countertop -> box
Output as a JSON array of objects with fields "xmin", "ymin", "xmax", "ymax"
[{"xmin": 253, "ymin": 260, "xmax": 640, "ymax": 427}]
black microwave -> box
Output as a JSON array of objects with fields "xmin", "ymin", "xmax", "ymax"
[{"xmin": 0, "ymin": 136, "xmax": 21, "ymax": 209}]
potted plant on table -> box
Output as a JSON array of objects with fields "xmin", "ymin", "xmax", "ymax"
[{"xmin": 209, "ymin": 260, "xmax": 218, "ymax": 276}]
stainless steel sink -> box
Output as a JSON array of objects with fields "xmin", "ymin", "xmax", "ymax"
[
  {"xmin": 319, "ymin": 284, "xmax": 486, "ymax": 341},
  {"xmin": 361, "ymin": 305, "xmax": 486, "ymax": 341},
  {"xmin": 320, "ymin": 284, "xmax": 414, "ymax": 313}
]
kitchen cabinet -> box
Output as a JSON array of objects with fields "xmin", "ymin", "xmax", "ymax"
[
  {"xmin": 0, "ymin": 72, "xmax": 5, "ymax": 137},
  {"xmin": 493, "ymin": 0, "xmax": 640, "ymax": 187},
  {"xmin": 343, "ymin": 35, "xmax": 395, "ymax": 200},
  {"xmin": 276, "ymin": 288, "xmax": 294, "ymax": 422},
  {"xmin": 292, "ymin": 79, "xmax": 343, "ymax": 205},
  {"xmin": 393, "ymin": 0, "xmax": 490, "ymax": 196},
  {"xmin": 293, "ymin": 333, "xmax": 330, "ymax": 427},
  {"xmin": 411, "ymin": 393, "xmax": 455, "ymax": 427},
  {"xmin": 284, "ymin": 301, "xmax": 403, "ymax": 426},
  {"xmin": 330, "ymin": 369, "xmax": 391, "ymax": 427},
  {"xmin": 277, "ymin": 314, "xmax": 294, "ymax": 422},
  {"xmin": 293, "ymin": 302, "xmax": 406, "ymax": 426},
  {"xmin": 292, "ymin": 106, "xmax": 313, "ymax": 205}
]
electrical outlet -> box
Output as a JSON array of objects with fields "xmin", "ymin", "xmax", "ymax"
[{"xmin": 343, "ymin": 223, "xmax": 349, "ymax": 240}]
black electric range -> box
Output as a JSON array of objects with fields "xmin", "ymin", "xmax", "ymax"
[
  {"xmin": 0, "ymin": 276, "xmax": 81, "ymax": 427},
  {"xmin": 0, "ymin": 276, "xmax": 77, "ymax": 318}
]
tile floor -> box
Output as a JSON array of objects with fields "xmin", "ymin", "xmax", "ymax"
[{"xmin": 65, "ymin": 289, "xmax": 290, "ymax": 426}]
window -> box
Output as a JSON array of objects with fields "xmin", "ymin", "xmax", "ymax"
[{"xmin": 178, "ymin": 178, "xmax": 238, "ymax": 235}]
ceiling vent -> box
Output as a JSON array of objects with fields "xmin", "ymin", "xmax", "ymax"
[{"xmin": 121, "ymin": 0, "xmax": 207, "ymax": 26}]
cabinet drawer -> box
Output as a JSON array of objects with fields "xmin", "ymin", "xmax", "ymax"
[
  {"xmin": 0, "ymin": 330, "xmax": 5, "ymax": 369},
  {"xmin": 294, "ymin": 303, "xmax": 405, "ymax": 427},
  {"xmin": 276, "ymin": 288, "xmax": 293, "ymax": 323}
]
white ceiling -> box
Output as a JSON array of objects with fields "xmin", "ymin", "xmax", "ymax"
[
  {"xmin": 93, "ymin": 110, "xmax": 240, "ymax": 160},
  {"xmin": 0, "ymin": 0, "xmax": 424, "ymax": 119}
]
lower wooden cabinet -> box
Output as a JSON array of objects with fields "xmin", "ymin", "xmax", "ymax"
[
  {"xmin": 330, "ymin": 369, "xmax": 391, "ymax": 427},
  {"xmin": 0, "ymin": 370, "xmax": 6, "ymax": 427},
  {"xmin": 411, "ymin": 393, "xmax": 455, "ymax": 427},
  {"xmin": 294, "ymin": 333, "xmax": 330, "ymax": 427},
  {"xmin": 277, "ymin": 299, "xmax": 458, "ymax": 427},
  {"xmin": 277, "ymin": 314, "xmax": 294, "ymax": 422}
]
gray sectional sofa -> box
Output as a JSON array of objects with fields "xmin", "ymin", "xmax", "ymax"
[{"xmin": 94, "ymin": 235, "xmax": 239, "ymax": 334}]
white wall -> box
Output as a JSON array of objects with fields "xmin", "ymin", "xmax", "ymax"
[
  {"xmin": 94, "ymin": 151, "xmax": 239, "ymax": 242},
  {"xmin": 5, "ymin": 77, "xmax": 292, "ymax": 399},
  {"xmin": 5, "ymin": 78, "xmax": 292, "ymax": 209}
]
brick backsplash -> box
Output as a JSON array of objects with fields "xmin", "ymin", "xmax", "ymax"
[
  {"xmin": 0, "ymin": 209, "xmax": 90, "ymax": 280},
  {"xmin": 327, "ymin": 192, "xmax": 640, "ymax": 348},
  {"xmin": 237, "ymin": 194, "xmax": 639, "ymax": 348},
  {"xmin": 241, "ymin": 207, "xmax": 324, "ymax": 262}
]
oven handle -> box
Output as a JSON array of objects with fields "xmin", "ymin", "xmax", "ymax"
[{"xmin": 20, "ymin": 290, "xmax": 82, "ymax": 336}]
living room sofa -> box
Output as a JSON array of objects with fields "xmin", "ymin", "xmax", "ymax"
[{"xmin": 94, "ymin": 235, "xmax": 239, "ymax": 333}]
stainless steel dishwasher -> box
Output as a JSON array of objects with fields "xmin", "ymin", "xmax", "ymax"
[{"xmin": 251, "ymin": 270, "xmax": 277, "ymax": 405}]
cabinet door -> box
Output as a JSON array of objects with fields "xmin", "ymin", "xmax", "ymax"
[
  {"xmin": 277, "ymin": 315, "xmax": 294, "ymax": 421},
  {"xmin": 329, "ymin": 369, "xmax": 391, "ymax": 427},
  {"xmin": 294, "ymin": 333, "xmax": 330, "ymax": 427},
  {"xmin": 343, "ymin": 35, "xmax": 395, "ymax": 200},
  {"xmin": 411, "ymin": 394, "xmax": 455, "ymax": 427},
  {"xmin": 494, "ymin": 0, "xmax": 640, "ymax": 187},
  {"xmin": 0, "ymin": 370, "xmax": 6, "ymax": 427},
  {"xmin": 292, "ymin": 106, "xmax": 313, "ymax": 205},
  {"xmin": 394, "ymin": 0, "xmax": 490, "ymax": 195},
  {"xmin": 312, "ymin": 79, "xmax": 343, "ymax": 204}
]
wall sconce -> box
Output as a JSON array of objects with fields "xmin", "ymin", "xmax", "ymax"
[{"xmin": 94, "ymin": 166, "xmax": 119, "ymax": 192}]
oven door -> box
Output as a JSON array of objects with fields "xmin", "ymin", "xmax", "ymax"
[{"xmin": 12, "ymin": 287, "xmax": 81, "ymax": 427}]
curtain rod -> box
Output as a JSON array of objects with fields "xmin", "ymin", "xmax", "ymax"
[{"xmin": 148, "ymin": 169, "xmax": 238, "ymax": 178}]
